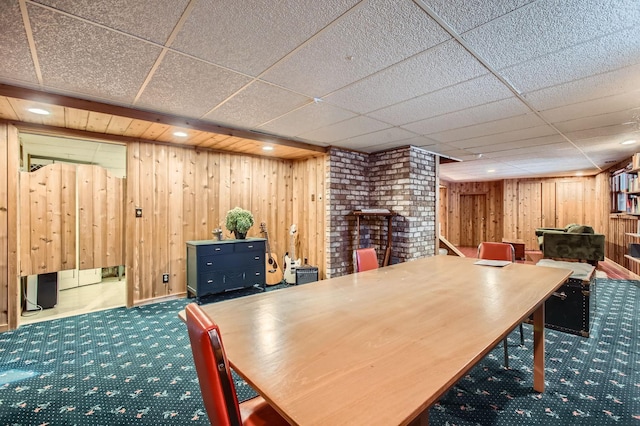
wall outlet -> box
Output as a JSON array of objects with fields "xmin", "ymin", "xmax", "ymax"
[
  {"xmin": 162, "ymin": 273, "xmax": 169, "ymax": 283},
  {"xmin": 135, "ymin": 208, "xmax": 142, "ymax": 217}
]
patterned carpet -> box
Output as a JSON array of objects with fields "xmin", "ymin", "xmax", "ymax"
[{"xmin": 0, "ymin": 279, "xmax": 638, "ymax": 425}]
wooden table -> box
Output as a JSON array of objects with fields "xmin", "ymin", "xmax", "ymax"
[{"xmin": 186, "ymin": 256, "xmax": 571, "ymax": 425}]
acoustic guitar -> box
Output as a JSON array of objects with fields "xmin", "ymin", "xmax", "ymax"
[
  {"xmin": 260, "ymin": 222, "xmax": 283, "ymax": 286},
  {"xmin": 283, "ymin": 224, "xmax": 301, "ymax": 284}
]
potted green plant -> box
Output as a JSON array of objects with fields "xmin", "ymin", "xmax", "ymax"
[{"xmin": 225, "ymin": 206, "xmax": 254, "ymax": 239}]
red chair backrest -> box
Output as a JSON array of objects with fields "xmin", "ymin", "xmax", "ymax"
[
  {"xmin": 355, "ymin": 248, "xmax": 379, "ymax": 272},
  {"xmin": 186, "ymin": 303, "xmax": 242, "ymax": 426},
  {"xmin": 477, "ymin": 242, "xmax": 515, "ymax": 262}
]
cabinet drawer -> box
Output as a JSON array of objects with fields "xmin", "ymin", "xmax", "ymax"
[
  {"xmin": 235, "ymin": 242, "xmax": 263, "ymax": 253},
  {"xmin": 199, "ymin": 254, "xmax": 230, "ymax": 271},
  {"xmin": 197, "ymin": 244, "xmax": 233, "ymax": 256}
]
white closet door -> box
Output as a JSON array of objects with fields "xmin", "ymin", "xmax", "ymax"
[
  {"xmin": 78, "ymin": 268, "xmax": 102, "ymax": 286},
  {"xmin": 58, "ymin": 269, "xmax": 79, "ymax": 290}
]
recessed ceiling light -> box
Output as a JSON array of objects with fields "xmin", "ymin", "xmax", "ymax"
[
  {"xmin": 621, "ymin": 139, "xmax": 636, "ymax": 145},
  {"xmin": 173, "ymin": 131, "xmax": 188, "ymax": 137},
  {"xmin": 487, "ymin": 169, "xmax": 495, "ymax": 173},
  {"xmin": 262, "ymin": 146, "xmax": 274, "ymax": 151},
  {"xmin": 28, "ymin": 108, "xmax": 50, "ymax": 115}
]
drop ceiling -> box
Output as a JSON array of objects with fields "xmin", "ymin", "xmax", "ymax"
[{"xmin": 0, "ymin": 0, "xmax": 639, "ymax": 181}]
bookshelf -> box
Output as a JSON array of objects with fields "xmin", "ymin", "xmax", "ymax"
[{"xmin": 610, "ymin": 153, "xmax": 640, "ymax": 214}]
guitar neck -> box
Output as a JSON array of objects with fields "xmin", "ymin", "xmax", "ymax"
[{"xmin": 290, "ymin": 235, "xmax": 296, "ymax": 259}]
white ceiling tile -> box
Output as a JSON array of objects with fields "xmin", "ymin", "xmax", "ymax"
[
  {"xmin": 402, "ymin": 98, "xmax": 530, "ymax": 135},
  {"xmin": 298, "ymin": 115, "xmax": 390, "ymax": 143},
  {"xmin": 479, "ymin": 141, "xmax": 574, "ymax": 158},
  {"xmin": 442, "ymin": 124, "xmax": 559, "ymax": 151},
  {"xmin": 369, "ymin": 74, "xmax": 513, "ymax": 125},
  {"xmin": 258, "ymin": 102, "xmax": 357, "ymax": 137},
  {"xmin": 428, "ymin": 113, "xmax": 546, "ymax": 143},
  {"xmin": 171, "ymin": 0, "xmax": 359, "ymax": 76},
  {"xmin": 462, "ymin": 0, "xmax": 640, "ymax": 70},
  {"xmin": 501, "ymin": 26, "xmax": 640, "ymax": 94},
  {"xmin": 29, "ymin": 4, "xmax": 162, "ymax": 104},
  {"xmin": 32, "ymin": 0, "xmax": 189, "ymax": 44},
  {"xmin": 523, "ymin": 63, "xmax": 640, "ymax": 111},
  {"xmin": 205, "ymin": 81, "xmax": 310, "ymax": 129},
  {"xmin": 0, "ymin": 2, "xmax": 39, "ymax": 84},
  {"xmin": 565, "ymin": 124, "xmax": 640, "ymax": 142},
  {"xmin": 262, "ymin": 0, "xmax": 451, "ymax": 97},
  {"xmin": 421, "ymin": 0, "xmax": 535, "ymax": 33},
  {"xmin": 554, "ymin": 110, "xmax": 640, "ymax": 134},
  {"xmin": 337, "ymin": 127, "xmax": 418, "ymax": 151},
  {"xmin": 137, "ymin": 51, "xmax": 252, "ymax": 118},
  {"xmin": 541, "ymin": 90, "xmax": 640, "ymax": 123},
  {"xmin": 325, "ymin": 40, "xmax": 487, "ymax": 113}
]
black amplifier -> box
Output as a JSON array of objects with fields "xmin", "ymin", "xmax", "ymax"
[{"xmin": 295, "ymin": 265, "xmax": 318, "ymax": 285}]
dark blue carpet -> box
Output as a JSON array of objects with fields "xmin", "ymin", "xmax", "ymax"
[{"xmin": 0, "ymin": 279, "xmax": 637, "ymax": 425}]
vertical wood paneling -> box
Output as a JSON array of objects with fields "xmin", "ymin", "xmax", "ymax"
[
  {"xmin": 7, "ymin": 124, "xmax": 19, "ymax": 329},
  {"xmin": 290, "ymin": 157, "xmax": 326, "ymax": 274},
  {"xmin": 445, "ymin": 181, "xmax": 502, "ymax": 246},
  {"xmin": 126, "ymin": 142, "xmax": 141, "ymax": 306},
  {"xmin": 541, "ymin": 181, "xmax": 556, "ymax": 227},
  {"xmin": 61, "ymin": 166, "xmax": 76, "ymax": 270},
  {"xmin": 125, "ymin": 144, "xmax": 326, "ymax": 305},
  {"xmin": 556, "ymin": 180, "xmax": 585, "ymax": 225},
  {"xmin": 20, "ymin": 164, "xmax": 76, "ymax": 275},
  {"xmin": 0, "ymin": 123, "xmax": 8, "ymax": 329},
  {"xmin": 517, "ymin": 181, "xmax": 542, "ymax": 248},
  {"xmin": 168, "ymin": 146, "xmax": 184, "ymax": 292},
  {"xmin": 77, "ymin": 165, "xmax": 124, "ymax": 269},
  {"xmin": 438, "ymin": 186, "xmax": 447, "ymax": 237},
  {"xmin": 78, "ymin": 165, "xmax": 94, "ymax": 269},
  {"xmin": 153, "ymin": 145, "xmax": 169, "ymax": 299}
]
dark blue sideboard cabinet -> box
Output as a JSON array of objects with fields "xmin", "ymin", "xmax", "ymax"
[{"xmin": 186, "ymin": 238, "xmax": 266, "ymax": 302}]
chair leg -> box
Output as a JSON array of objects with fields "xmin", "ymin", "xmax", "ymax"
[
  {"xmin": 503, "ymin": 337, "xmax": 509, "ymax": 369},
  {"xmin": 519, "ymin": 323, "xmax": 524, "ymax": 346}
]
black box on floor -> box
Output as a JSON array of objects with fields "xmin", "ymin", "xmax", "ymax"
[
  {"xmin": 295, "ymin": 266, "xmax": 318, "ymax": 285},
  {"xmin": 533, "ymin": 259, "xmax": 596, "ymax": 337},
  {"xmin": 38, "ymin": 272, "xmax": 58, "ymax": 309}
]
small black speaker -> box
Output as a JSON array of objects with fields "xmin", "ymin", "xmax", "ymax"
[
  {"xmin": 629, "ymin": 243, "xmax": 640, "ymax": 258},
  {"xmin": 295, "ymin": 266, "xmax": 318, "ymax": 285}
]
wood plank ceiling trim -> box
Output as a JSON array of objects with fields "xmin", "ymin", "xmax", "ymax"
[{"xmin": 0, "ymin": 84, "xmax": 326, "ymax": 160}]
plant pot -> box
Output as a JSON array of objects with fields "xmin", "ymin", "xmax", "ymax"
[{"xmin": 234, "ymin": 231, "xmax": 247, "ymax": 240}]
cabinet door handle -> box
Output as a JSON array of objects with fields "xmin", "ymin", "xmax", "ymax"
[
  {"xmin": 215, "ymin": 248, "xmax": 221, "ymax": 251},
  {"xmin": 255, "ymin": 272, "xmax": 260, "ymax": 276},
  {"xmin": 247, "ymin": 245, "xmax": 253, "ymax": 248},
  {"xmin": 254, "ymin": 256, "xmax": 259, "ymax": 260},
  {"xmin": 206, "ymin": 262, "xmax": 213, "ymax": 266},
  {"xmin": 207, "ymin": 279, "xmax": 213, "ymax": 284}
]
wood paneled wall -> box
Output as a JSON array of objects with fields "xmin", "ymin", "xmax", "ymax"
[
  {"xmin": 77, "ymin": 165, "xmax": 125, "ymax": 269},
  {"xmin": 503, "ymin": 177, "xmax": 601, "ymax": 249},
  {"xmin": 19, "ymin": 164, "xmax": 77, "ymax": 275},
  {"xmin": 444, "ymin": 181, "xmax": 503, "ymax": 246},
  {"xmin": 126, "ymin": 142, "xmax": 326, "ymax": 306},
  {"xmin": 0, "ymin": 123, "xmax": 20, "ymax": 331},
  {"xmin": 444, "ymin": 176, "xmax": 604, "ymax": 251},
  {"xmin": 291, "ymin": 157, "xmax": 326, "ymax": 272},
  {"xmin": 19, "ymin": 164, "xmax": 124, "ymax": 276}
]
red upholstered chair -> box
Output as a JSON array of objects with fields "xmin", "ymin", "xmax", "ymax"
[
  {"xmin": 477, "ymin": 242, "xmax": 524, "ymax": 369},
  {"xmin": 355, "ymin": 247, "xmax": 379, "ymax": 272},
  {"xmin": 185, "ymin": 303, "xmax": 289, "ymax": 426}
]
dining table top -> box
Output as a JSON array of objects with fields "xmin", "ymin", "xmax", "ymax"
[{"xmin": 187, "ymin": 255, "xmax": 572, "ymax": 425}]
